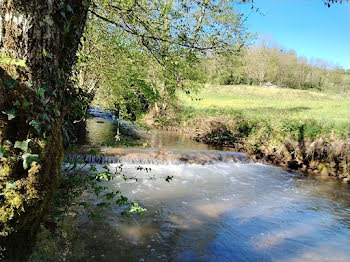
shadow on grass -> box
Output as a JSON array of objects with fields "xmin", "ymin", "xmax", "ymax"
[{"xmin": 240, "ymin": 106, "xmax": 311, "ymax": 114}]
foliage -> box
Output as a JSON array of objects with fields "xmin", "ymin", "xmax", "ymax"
[
  {"xmin": 76, "ymin": 16, "xmax": 159, "ymax": 121},
  {"xmin": 77, "ymin": 0, "xmax": 250, "ymax": 120},
  {"xmin": 203, "ymin": 39, "xmax": 350, "ymax": 92}
]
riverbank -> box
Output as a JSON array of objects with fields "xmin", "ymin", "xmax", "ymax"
[{"xmin": 143, "ymin": 85, "xmax": 350, "ymax": 182}]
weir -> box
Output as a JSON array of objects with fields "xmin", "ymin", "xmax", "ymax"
[
  {"xmin": 59, "ymin": 117, "xmax": 350, "ymax": 262},
  {"xmin": 67, "ymin": 148, "xmax": 252, "ymax": 165}
]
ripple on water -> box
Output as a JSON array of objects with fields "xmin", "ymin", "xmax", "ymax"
[{"xmin": 75, "ymin": 161, "xmax": 350, "ymax": 262}]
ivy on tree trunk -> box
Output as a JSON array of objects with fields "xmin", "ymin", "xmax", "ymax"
[{"xmin": 0, "ymin": 1, "xmax": 90, "ymax": 260}]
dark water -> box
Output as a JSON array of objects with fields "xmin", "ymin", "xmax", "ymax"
[
  {"xmin": 85, "ymin": 118, "xmax": 222, "ymax": 151},
  {"xmin": 76, "ymin": 118, "xmax": 350, "ymax": 262},
  {"xmin": 85, "ymin": 118, "xmax": 116, "ymax": 146}
]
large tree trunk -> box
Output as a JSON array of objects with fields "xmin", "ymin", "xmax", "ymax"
[{"xmin": 0, "ymin": 1, "xmax": 90, "ymax": 260}]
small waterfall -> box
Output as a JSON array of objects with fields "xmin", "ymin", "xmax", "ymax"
[{"xmin": 66, "ymin": 149, "xmax": 252, "ymax": 165}]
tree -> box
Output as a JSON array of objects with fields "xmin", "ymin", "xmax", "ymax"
[
  {"xmin": 0, "ymin": 1, "xmax": 249, "ymax": 260},
  {"xmin": 81, "ymin": 0, "xmax": 249, "ymax": 118},
  {"xmin": 0, "ymin": 1, "xmax": 90, "ymax": 260},
  {"xmin": 76, "ymin": 16, "xmax": 159, "ymax": 121}
]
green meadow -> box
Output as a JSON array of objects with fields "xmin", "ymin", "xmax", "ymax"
[{"xmin": 180, "ymin": 85, "xmax": 349, "ymax": 138}]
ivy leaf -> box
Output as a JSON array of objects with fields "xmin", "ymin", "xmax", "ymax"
[
  {"xmin": 14, "ymin": 139, "xmax": 31, "ymax": 152},
  {"xmin": 0, "ymin": 146, "xmax": 8, "ymax": 158},
  {"xmin": 22, "ymin": 153, "xmax": 39, "ymax": 170},
  {"xmin": 54, "ymin": 108, "xmax": 61, "ymax": 116},
  {"xmin": 37, "ymin": 88, "xmax": 45, "ymax": 99},
  {"xmin": 23, "ymin": 99, "xmax": 31, "ymax": 108},
  {"xmin": 2, "ymin": 76, "xmax": 17, "ymax": 89},
  {"xmin": 41, "ymin": 114, "xmax": 51, "ymax": 123},
  {"xmin": 4, "ymin": 140, "xmax": 12, "ymax": 147},
  {"xmin": 6, "ymin": 182, "xmax": 17, "ymax": 190},
  {"xmin": 66, "ymin": 4, "xmax": 74, "ymax": 13},
  {"xmin": 13, "ymin": 100, "xmax": 20, "ymax": 107},
  {"xmin": 24, "ymin": 81, "xmax": 33, "ymax": 88},
  {"xmin": 2, "ymin": 109, "xmax": 16, "ymax": 120},
  {"xmin": 29, "ymin": 120, "xmax": 41, "ymax": 133}
]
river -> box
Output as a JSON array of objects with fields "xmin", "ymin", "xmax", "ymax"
[{"xmin": 73, "ymin": 118, "xmax": 350, "ymax": 262}]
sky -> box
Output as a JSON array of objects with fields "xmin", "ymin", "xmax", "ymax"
[{"xmin": 241, "ymin": 0, "xmax": 350, "ymax": 69}]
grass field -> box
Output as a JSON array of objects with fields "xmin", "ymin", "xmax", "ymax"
[{"xmin": 179, "ymin": 85, "xmax": 350, "ymax": 138}]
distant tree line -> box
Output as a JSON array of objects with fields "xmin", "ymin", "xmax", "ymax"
[{"xmin": 202, "ymin": 40, "xmax": 350, "ymax": 92}]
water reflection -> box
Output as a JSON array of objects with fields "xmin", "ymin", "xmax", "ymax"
[
  {"xmin": 85, "ymin": 118, "xmax": 223, "ymax": 151},
  {"xmin": 143, "ymin": 130, "xmax": 223, "ymax": 151},
  {"xmin": 85, "ymin": 118, "xmax": 116, "ymax": 146}
]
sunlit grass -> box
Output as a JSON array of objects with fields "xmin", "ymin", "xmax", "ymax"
[{"xmin": 179, "ymin": 85, "xmax": 350, "ymax": 138}]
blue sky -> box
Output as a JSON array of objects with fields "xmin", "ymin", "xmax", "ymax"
[{"xmin": 241, "ymin": 0, "xmax": 350, "ymax": 69}]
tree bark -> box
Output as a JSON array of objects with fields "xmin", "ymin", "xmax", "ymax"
[{"xmin": 0, "ymin": 1, "xmax": 90, "ymax": 260}]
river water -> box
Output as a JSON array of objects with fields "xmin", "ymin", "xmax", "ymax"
[{"xmin": 76, "ymin": 118, "xmax": 350, "ymax": 262}]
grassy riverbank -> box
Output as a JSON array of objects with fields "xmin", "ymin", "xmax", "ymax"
[
  {"xmin": 180, "ymin": 85, "xmax": 349, "ymax": 138},
  {"xmin": 151, "ymin": 85, "xmax": 350, "ymax": 181}
]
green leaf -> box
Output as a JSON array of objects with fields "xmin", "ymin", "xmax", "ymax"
[
  {"xmin": 29, "ymin": 120, "xmax": 41, "ymax": 133},
  {"xmin": 42, "ymin": 114, "xmax": 51, "ymax": 123},
  {"xmin": 43, "ymin": 49, "xmax": 53, "ymax": 59},
  {"xmin": 89, "ymin": 148, "xmax": 99, "ymax": 156},
  {"xmin": 129, "ymin": 202, "xmax": 147, "ymax": 215},
  {"xmin": 2, "ymin": 76, "xmax": 17, "ymax": 89},
  {"xmin": 6, "ymin": 182, "xmax": 17, "ymax": 190},
  {"xmin": 14, "ymin": 139, "xmax": 31, "ymax": 152},
  {"xmin": 13, "ymin": 100, "xmax": 20, "ymax": 107},
  {"xmin": 24, "ymin": 81, "xmax": 33, "ymax": 88},
  {"xmin": 2, "ymin": 109, "xmax": 16, "ymax": 120},
  {"xmin": 0, "ymin": 146, "xmax": 8, "ymax": 158},
  {"xmin": 22, "ymin": 153, "xmax": 39, "ymax": 170},
  {"xmin": 116, "ymin": 195, "xmax": 128, "ymax": 206},
  {"xmin": 22, "ymin": 99, "xmax": 31, "ymax": 108},
  {"xmin": 54, "ymin": 108, "xmax": 61, "ymax": 116},
  {"xmin": 66, "ymin": 4, "xmax": 73, "ymax": 13},
  {"xmin": 0, "ymin": 56, "xmax": 26, "ymax": 67},
  {"xmin": 95, "ymin": 172, "xmax": 112, "ymax": 182},
  {"xmin": 4, "ymin": 140, "xmax": 12, "ymax": 147},
  {"xmin": 37, "ymin": 88, "xmax": 45, "ymax": 99}
]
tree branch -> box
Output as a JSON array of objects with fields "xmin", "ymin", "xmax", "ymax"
[{"xmin": 89, "ymin": 9, "xmax": 222, "ymax": 51}]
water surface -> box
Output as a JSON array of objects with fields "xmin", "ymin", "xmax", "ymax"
[
  {"xmin": 77, "ymin": 118, "xmax": 350, "ymax": 262},
  {"xmin": 85, "ymin": 117, "xmax": 223, "ymax": 151},
  {"xmin": 77, "ymin": 162, "xmax": 350, "ymax": 262}
]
